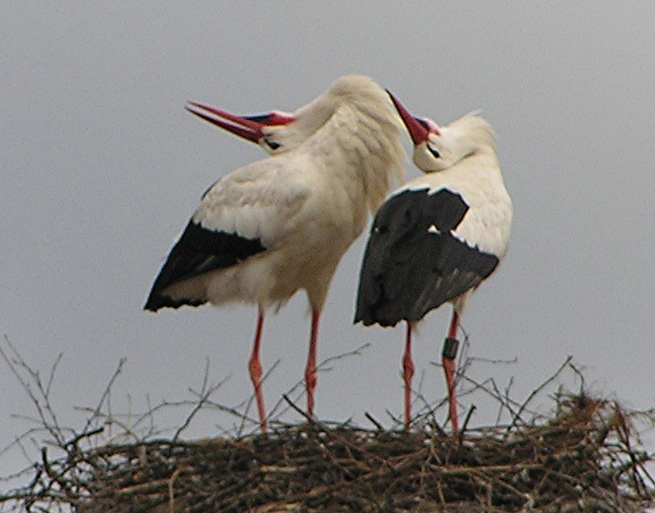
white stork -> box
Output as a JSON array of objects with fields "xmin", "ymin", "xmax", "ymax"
[
  {"xmin": 145, "ymin": 75, "xmax": 405, "ymax": 432},
  {"xmin": 355, "ymin": 91, "xmax": 512, "ymax": 434}
]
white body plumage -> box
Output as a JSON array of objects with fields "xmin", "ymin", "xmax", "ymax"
[{"xmin": 401, "ymin": 114, "xmax": 512, "ymax": 312}]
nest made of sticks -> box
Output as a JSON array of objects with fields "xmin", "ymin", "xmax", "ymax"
[{"xmin": 7, "ymin": 392, "xmax": 653, "ymax": 513}]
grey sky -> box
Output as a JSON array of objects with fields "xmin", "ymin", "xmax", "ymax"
[{"xmin": 2, "ymin": 2, "xmax": 655, "ymax": 480}]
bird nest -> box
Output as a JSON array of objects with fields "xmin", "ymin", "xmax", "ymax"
[
  {"xmin": 1, "ymin": 340, "xmax": 653, "ymax": 513},
  {"xmin": 3, "ymin": 393, "xmax": 653, "ymax": 513}
]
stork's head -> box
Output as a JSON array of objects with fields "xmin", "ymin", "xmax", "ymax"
[
  {"xmin": 388, "ymin": 91, "xmax": 497, "ymax": 173},
  {"xmin": 387, "ymin": 90, "xmax": 455, "ymax": 173},
  {"xmin": 186, "ymin": 76, "xmax": 395, "ymax": 157},
  {"xmin": 185, "ymin": 102, "xmax": 297, "ymax": 155}
]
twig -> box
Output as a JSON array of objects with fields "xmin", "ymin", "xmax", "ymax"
[
  {"xmin": 81, "ymin": 357, "xmax": 126, "ymax": 437},
  {"xmin": 282, "ymin": 394, "xmax": 315, "ymax": 426},
  {"xmin": 44, "ymin": 352, "xmax": 63, "ymax": 398},
  {"xmin": 171, "ymin": 359, "xmax": 227, "ymax": 444},
  {"xmin": 364, "ymin": 412, "xmax": 383, "ymax": 431},
  {"xmin": 64, "ymin": 427, "xmax": 105, "ymax": 451},
  {"xmin": 267, "ymin": 343, "xmax": 371, "ymax": 424},
  {"xmin": 458, "ymin": 404, "xmax": 477, "ymax": 444},
  {"xmin": 1, "ymin": 336, "xmax": 67, "ymax": 446},
  {"xmin": 507, "ymin": 355, "xmax": 574, "ymax": 434},
  {"xmin": 167, "ymin": 467, "xmax": 182, "ymax": 513}
]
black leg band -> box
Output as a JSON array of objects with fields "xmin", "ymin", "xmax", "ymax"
[{"xmin": 442, "ymin": 337, "xmax": 459, "ymax": 360}]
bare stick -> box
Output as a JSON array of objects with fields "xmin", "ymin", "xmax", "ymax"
[
  {"xmin": 171, "ymin": 359, "xmax": 228, "ymax": 444},
  {"xmin": 268, "ymin": 343, "xmax": 371, "ymax": 425},
  {"xmin": 507, "ymin": 356, "xmax": 574, "ymax": 434},
  {"xmin": 364, "ymin": 412, "xmax": 383, "ymax": 431},
  {"xmin": 1, "ymin": 336, "xmax": 66, "ymax": 446}
]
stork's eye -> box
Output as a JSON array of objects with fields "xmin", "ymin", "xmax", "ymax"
[
  {"xmin": 427, "ymin": 144, "xmax": 441, "ymax": 159},
  {"xmin": 264, "ymin": 139, "xmax": 281, "ymax": 150}
]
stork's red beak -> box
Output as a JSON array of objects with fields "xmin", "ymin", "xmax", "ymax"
[
  {"xmin": 186, "ymin": 102, "xmax": 264, "ymax": 143},
  {"xmin": 186, "ymin": 102, "xmax": 294, "ymax": 144},
  {"xmin": 386, "ymin": 90, "xmax": 439, "ymax": 145}
]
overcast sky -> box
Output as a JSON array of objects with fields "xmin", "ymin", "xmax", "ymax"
[{"xmin": 2, "ymin": 2, "xmax": 655, "ymax": 483}]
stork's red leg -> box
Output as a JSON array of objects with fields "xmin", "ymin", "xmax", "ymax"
[
  {"xmin": 442, "ymin": 310, "xmax": 460, "ymax": 435},
  {"xmin": 304, "ymin": 308, "xmax": 320, "ymax": 419},
  {"xmin": 248, "ymin": 312, "xmax": 267, "ymax": 433},
  {"xmin": 402, "ymin": 322, "xmax": 415, "ymax": 431}
]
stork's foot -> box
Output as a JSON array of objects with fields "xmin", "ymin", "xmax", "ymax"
[
  {"xmin": 305, "ymin": 366, "xmax": 317, "ymax": 419},
  {"xmin": 403, "ymin": 354, "xmax": 415, "ymax": 431}
]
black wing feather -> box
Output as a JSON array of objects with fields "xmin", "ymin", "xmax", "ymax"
[
  {"xmin": 144, "ymin": 219, "xmax": 266, "ymax": 311},
  {"xmin": 355, "ymin": 188, "xmax": 499, "ymax": 326}
]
